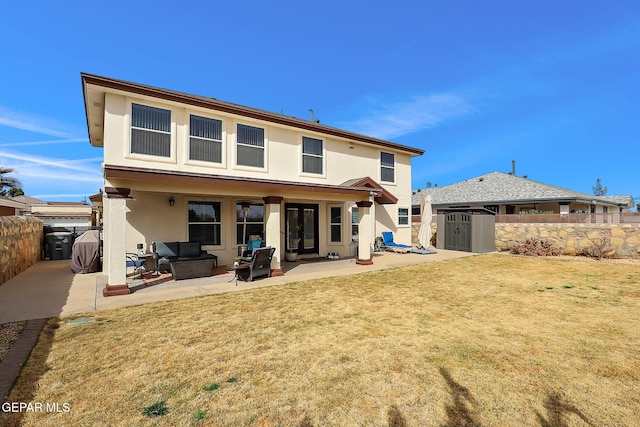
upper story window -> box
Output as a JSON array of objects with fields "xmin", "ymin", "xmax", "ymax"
[
  {"xmin": 237, "ymin": 124, "xmax": 265, "ymax": 168},
  {"xmin": 381, "ymin": 152, "xmax": 395, "ymax": 182},
  {"xmin": 190, "ymin": 115, "xmax": 222, "ymax": 163},
  {"xmin": 131, "ymin": 103, "xmax": 171, "ymax": 157},
  {"xmin": 302, "ymin": 136, "xmax": 323, "ymax": 174}
]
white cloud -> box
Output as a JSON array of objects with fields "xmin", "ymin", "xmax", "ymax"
[
  {"xmin": 0, "ymin": 106, "xmax": 84, "ymax": 139},
  {"xmin": 336, "ymin": 93, "xmax": 475, "ymax": 140},
  {"xmin": 0, "ymin": 138, "xmax": 88, "ymax": 147},
  {"xmin": 0, "ymin": 151, "xmax": 100, "ymax": 175},
  {"xmin": 0, "ymin": 150, "xmax": 102, "ymax": 201}
]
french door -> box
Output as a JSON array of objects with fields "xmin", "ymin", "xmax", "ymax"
[{"xmin": 285, "ymin": 204, "xmax": 319, "ymax": 255}]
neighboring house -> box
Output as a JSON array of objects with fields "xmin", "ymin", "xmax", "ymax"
[
  {"xmin": 11, "ymin": 195, "xmax": 94, "ymax": 232},
  {"xmin": 412, "ymin": 171, "xmax": 634, "ymax": 220},
  {"xmin": 89, "ymin": 191, "xmax": 103, "ymax": 228},
  {"xmin": 81, "ymin": 73, "xmax": 424, "ymax": 293},
  {"xmin": 0, "ymin": 196, "xmax": 28, "ymax": 216}
]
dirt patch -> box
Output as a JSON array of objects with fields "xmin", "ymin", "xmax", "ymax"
[{"xmin": 0, "ymin": 321, "xmax": 27, "ymax": 362}]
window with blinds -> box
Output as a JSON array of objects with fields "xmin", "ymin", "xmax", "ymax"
[
  {"xmin": 190, "ymin": 115, "xmax": 222, "ymax": 163},
  {"xmin": 398, "ymin": 208, "xmax": 409, "ymax": 225},
  {"xmin": 237, "ymin": 124, "xmax": 265, "ymax": 168},
  {"xmin": 131, "ymin": 103, "xmax": 171, "ymax": 157},
  {"xmin": 302, "ymin": 136, "xmax": 323, "ymax": 174},
  {"xmin": 381, "ymin": 152, "xmax": 395, "ymax": 182}
]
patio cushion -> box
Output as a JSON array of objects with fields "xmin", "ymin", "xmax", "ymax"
[
  {"xmin": 248, "ymin": 239, "xmax": 264, "ymax": 251},
  {"xmin": 179, "ymin": 242, "xmax": 202, "ymax": 258},
  {"xmin": 155, "ymin": 241, "xmax": 179, "ymax": 258}
]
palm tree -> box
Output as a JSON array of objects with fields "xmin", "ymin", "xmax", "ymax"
[{"xmin": 0, "ymin": 166, "xmax": 22, "ymax": 197}]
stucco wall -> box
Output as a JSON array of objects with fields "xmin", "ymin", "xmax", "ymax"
[
  {"xmin": 412, "ymin": 221, "xmax": 640, "ymax": 258},
  {"xmin": 0, "ymin": 216, "xmax": 43, "ymax": 285},
  {"xmin": 102, "ymin": 92, "xmax": 414, "ymax": 200},
  {"xmin": 101, "ymin": 92, "xmax": 415, "ymax": 262}
]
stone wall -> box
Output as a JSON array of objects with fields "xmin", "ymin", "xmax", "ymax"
[
  {"xmin": 495, "ymin": 223, "xmax": 640, "ymax": 258},
  {"xmin": 0, "ymin": 216, "xmax": 43, "ymax": 285},
  {"xmin": 411, "ymin": 223, "xmax": 437, "ymax": 247},
  {"xmin": 412, "ymin": 222, "xmax": 640, "ymax": 258}
]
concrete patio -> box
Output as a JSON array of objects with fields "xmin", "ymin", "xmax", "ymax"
[{"xmin": 0, "ymin": 249, "xmax": 476, "ymax": 323}]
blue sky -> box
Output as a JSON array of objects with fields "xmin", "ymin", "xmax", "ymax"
[{"xmin": 1, "ymin": 1, "xmax": 639, "ymax": 204}]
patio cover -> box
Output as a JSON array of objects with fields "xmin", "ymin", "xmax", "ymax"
[{"xmin": 71, "ymin": 230, "xmax": 101, "ymax": 273}]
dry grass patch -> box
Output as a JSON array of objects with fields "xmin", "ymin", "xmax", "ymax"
[{"xmin": 3, "ymin": 254, "xmax": 640, "ymax": 426}]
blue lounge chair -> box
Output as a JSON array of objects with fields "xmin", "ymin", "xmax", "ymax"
[
  {"xmin": 126, "ymin": 253, "xmax": 148, "ymax": 280},
  {"xmin": 381, "ymin": 232, "xmax": 412, "ymax": 252}
]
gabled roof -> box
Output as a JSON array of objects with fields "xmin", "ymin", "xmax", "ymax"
[
  {"xmin": 341, "ymin": 177, "xmax": 398, "ymax": 204},
  {"xmin": 412, "ymin": 172, "xmax": 634, "ymax": 208},
  {"xmin": 81, "ymin": 73, "xmax": 424, "ymax": 156}
]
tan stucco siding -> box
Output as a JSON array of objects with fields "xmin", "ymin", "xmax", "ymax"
[
  {"xmin": 102, "ymin": 93, "xmax": 414, "ymax": 192},
  {"xmin": 117, "ymin": 189, "xmax": 370, "ymax": 265}
]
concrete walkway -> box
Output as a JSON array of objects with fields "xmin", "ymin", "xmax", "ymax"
[{"xmin": 0, "ymin": 249, "xmax": 475, "ymax": 323}]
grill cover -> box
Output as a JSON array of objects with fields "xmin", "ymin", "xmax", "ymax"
[{"xmin": 70, "ymin": 230, "xmax": 101, "ymax": 273}]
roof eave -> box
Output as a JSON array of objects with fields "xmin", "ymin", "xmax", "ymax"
[
  {"xmin": 80, "ymin": 73, "xmax": 424, "ymax": 156},
  {"xmin": 103, "ymin": 165, "xmax": 380, "ymax": 199}
]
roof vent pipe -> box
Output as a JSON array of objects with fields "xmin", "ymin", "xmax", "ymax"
[{"xmin": 512, "ymin": 160, "xmax": 516, "ymax": 176}]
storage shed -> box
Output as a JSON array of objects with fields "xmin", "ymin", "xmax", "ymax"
[{"xmin": 436, "ymin": 209, "xmax": 495, "ymax": 253}]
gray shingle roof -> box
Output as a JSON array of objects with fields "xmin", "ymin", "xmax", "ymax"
[{"xmin": 412, "ymin": 172, "xmax": 634, "ymax": 207}]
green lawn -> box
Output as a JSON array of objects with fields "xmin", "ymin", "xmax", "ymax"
[{"xmin": 3, "ymin": 254, "xmax": 639, "ymax": 426}]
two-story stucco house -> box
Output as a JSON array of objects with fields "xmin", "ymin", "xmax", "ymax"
[{"xmin": 81, "ymin": 74, "xmax": 423, "ymax": 295}]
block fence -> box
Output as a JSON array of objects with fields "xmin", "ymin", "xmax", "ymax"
[
  {"xmin": 412, "ymin": 222, "xmax": 640, "ymax": 258},
  {"xmin": 0, "ymin": 216, "xmax": 43, "ymax": 286}
]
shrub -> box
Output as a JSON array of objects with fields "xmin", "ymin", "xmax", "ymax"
[
  {"xmin": 579, "ymin": 233, "xmax": 611, "ymax": 260},
  {"xmin": 511, "ymin": 237, "xmax": 559, "ymax": 256}
]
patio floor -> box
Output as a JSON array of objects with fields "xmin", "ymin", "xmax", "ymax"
[{"xmin": 0, "ymin": 249, "xmax": 476, "ymax": 323}]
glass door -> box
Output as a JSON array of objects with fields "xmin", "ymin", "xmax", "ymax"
[
  {"xmin": 285, "ymin": 204, "xmax": 319, "ymax": 254},
  {"xmin": 286, "ymin": 207, "xmax": 299, "ymax": 251}
]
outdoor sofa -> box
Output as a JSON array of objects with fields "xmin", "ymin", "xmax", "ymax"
[{"xmin": 151, "ymin": 241, "xmax": 218, "ymax": 280}]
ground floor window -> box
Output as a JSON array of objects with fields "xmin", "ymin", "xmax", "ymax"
[
  {"xmin": 188, "ymin": 201, "xmax": 221, "ymax": 245},
  {"xmin": 351, "ymin": 207, "xmax": 359, "ymax": 242},
  {"xmin": 236, "ymin": 202, "xmax": 264, "ymax": 244},
  {"xmin": 398, "ymin": 208, "xmax": 409, "ymax": 225},
  {"xmin": 330, "ymin": 206, "xmax": 342, "ymax": 243}
]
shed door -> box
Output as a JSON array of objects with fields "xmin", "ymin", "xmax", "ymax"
[{"xmin": 444, "ymin": 213, "xmax": 471, "ymax": 252}]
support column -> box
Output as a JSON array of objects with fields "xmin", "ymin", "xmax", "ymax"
[
  {"xmin": 263, "ymin": 196, "xmax": 284, "ymax": 276},
  {"xmin": 103, "ymin": 187, "xmax": 131, "ymax": 296},
  {"xmin": 356, "ymin": 200, "xmax": 373, "ymax": 265}
]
